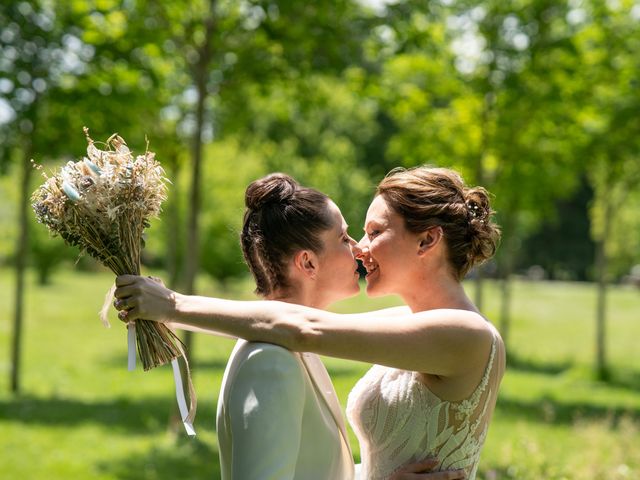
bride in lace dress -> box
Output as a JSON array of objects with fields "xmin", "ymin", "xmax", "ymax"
[
  {"xmin": 114, "ymin": 166, "xmax": 505, "ymax": 480},
  {"xmin": 345, "ymin": 167, "xmax": 505, "ymax": 479}
]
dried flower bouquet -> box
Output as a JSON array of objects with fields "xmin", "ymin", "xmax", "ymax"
[{"xmin": 32, "ymin": 128, "xmax": 184, "ymax": 371}]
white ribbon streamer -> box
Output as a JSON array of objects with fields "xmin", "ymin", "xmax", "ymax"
[
  {"xmin": 127, "ymin": 322, "xmax": 136, "ymax": 371},
  {"xmin": 100, "ymin": 283, "xmax": 196, "ymax": 436},
  {"xmin": 172, "ymin": 358, "xmax": 196, "ymax": 436},
  {"xmin": 99, "ymin": 283, "xmax": 116, "ymax": 328}
]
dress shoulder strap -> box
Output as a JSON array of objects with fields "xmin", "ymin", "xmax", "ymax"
[{"xmin": 453, "ymin": 332, "xmax": 497, "ymax": 419}]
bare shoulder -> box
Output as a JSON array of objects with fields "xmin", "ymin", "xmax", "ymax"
[
  {"xmin": 416, "ymin": 310, "xmax": 499, "ymax": 396},
  {"xmin": 421, "ymin": 308, "xmax": 496, "ymax": 366},
  {"xmin": 416, "ymin": 308, "xmax": 495, "ymax": 336}
]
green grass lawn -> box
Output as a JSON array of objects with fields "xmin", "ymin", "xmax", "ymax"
[{"xmin": 1, "ymin": 267, "xmax": 639, "ymax": 479}]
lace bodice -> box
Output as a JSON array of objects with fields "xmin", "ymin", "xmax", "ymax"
[{"xmin": 346, "ymin": 328, "xmax": 504, "ymax": 480}]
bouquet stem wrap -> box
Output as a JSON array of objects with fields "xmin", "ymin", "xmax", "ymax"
[{"xmin": 33, "ymin": 128, "xmax": 196, "ymax": 435}]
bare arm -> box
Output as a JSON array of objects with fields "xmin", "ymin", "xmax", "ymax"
[
  {"xmin": 170, "ymin": 305, "xmax": 409, "ymax": 339},
  {"xmin": 166, "ymin": 321, "xmax": 236, "ymax": 339},
  {"xmin": 115, "ymin": 275, "xmax": 493, "ymax": 376},
  {"xmin": 361, "ymin": 305, "xmax": 412, "ymax": 316}
]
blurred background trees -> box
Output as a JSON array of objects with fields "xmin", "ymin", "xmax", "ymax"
[{"xmin": 1, "ymin": 0, "xmax": 639, "ymax": 391}]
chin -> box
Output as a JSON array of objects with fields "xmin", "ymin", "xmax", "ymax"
[
  {"xmin": 365, "ymin": 275, "xmax": 398, "ymax": 298},
  {"xmin": 345, "ymin": 279, "xmax": 361, "ymax": 297},
  {"xmin": 365, "ymin": 281, "xmax": 385, "ymax": 298},
  {"xmin": 330, "ymin": 283, "xmax": 361, "ymax": 304}
]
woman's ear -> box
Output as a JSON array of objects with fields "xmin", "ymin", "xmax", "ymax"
[
  {"xmin": 417, "ymin": 226, "xmax": 443, "ymax": 256},
  {"xmin": 292, "ymin": 250, "xmax": 318, "ymax": 279}
]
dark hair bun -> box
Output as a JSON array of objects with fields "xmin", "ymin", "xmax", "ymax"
[
  {"xmin": 245, "ymin": 173, "xmax": 298, "ymax": 210},
  {"xmin": 241, "ymin": 173, "xmax": 332, "ymax": 297}
]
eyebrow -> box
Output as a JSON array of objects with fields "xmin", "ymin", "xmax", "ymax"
[{"xmin": 362, "ymin": 220, "xmax": 377, "ymax": 232}]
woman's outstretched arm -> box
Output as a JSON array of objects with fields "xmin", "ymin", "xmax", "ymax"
[{"xmin": 114, "ymin": 275, "xmax": 493, "ymax": 376}]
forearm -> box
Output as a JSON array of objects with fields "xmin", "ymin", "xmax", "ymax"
[
  {"xmin": 173, "ymin": 294, "xmax": 318, "ymax": 350},
  {"xmin": 172, "ymin": 295, "xmax": 492, "ymax": 374},
  {"xmin": 166, "ymin": 320, "xmax": 237, "ymax": 339},
  {"xmin": 115, "ymin": 275, "xmax": 492, "ymax": 373}
]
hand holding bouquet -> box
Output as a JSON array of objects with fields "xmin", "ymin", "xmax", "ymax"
[{"xmin": 32, "ymin": 128, "xmax": 195, "ymax": 432}]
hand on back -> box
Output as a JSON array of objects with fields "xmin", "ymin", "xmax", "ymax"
[{"xmin": 389, "ymin": 458, "xmax": 466, "ymax": 480}]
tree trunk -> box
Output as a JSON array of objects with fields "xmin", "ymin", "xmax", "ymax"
[
  {"xmin": 174, "ymin": 1, "xmax": 216, "ymax": 431},
  {"xmin": 497, "ymin": 211, "xmax": 517, "ymax": 345},
  {"xmin": 594, "ymin": 202, "xmax": 612, "ymax": 380},
  {"xmin": 182, "ymin": 0, "xmax": 216, "ymax": 332},
  {"xmin": 499, "ymin": 267, "xmax": 513, "ymax": 346},
  {"xmin": 164, "ymin": 149, "xmax": 183, "ymax": 434},
  {"xmin": 10, "ymin": 144, "xmax": 33, "ymax": 394},
  {"xmin": 473, "ymin": 92, "xmax": 492, "ymax": 311},
  {"xmin": 166, "ymin": 151, "xmax": 182, "ymax": 290}
]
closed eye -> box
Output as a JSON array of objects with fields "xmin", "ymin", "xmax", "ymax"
[{"xmin": 367, "ymin": 230, "xmax": 380, "ymax": 239}]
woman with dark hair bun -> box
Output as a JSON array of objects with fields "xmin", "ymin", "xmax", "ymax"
[
  {"xmin": 114, "ymin": 166, "xmax": 505, "ymax": 480},
  {"xmin": 240, "ymin": 173, "xmax": 345, "ymax": 299},
  {"xmin": 221, "ymin": 173, "xmax": 361, "ymax": 480}
]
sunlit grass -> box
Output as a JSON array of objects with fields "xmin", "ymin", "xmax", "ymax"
[{"xmin": 0, "ymin": 267, "xmax": 639, "ymax": 479}]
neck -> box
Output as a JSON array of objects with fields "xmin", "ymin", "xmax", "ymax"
[
  {"xmin": 400, "ymin": 268, "xmax": 477, "ymax": 314},
  {"xmin": 268, "ymin": 286, "xmax": 327, "ymax": 310}
]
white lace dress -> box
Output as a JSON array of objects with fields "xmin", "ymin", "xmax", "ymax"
[{"xmin": 346, "ymin": 328, "xmax": 505, "ymax": 480}]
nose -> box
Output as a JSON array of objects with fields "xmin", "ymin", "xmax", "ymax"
[
  {"xmin": 349, "ymin": 236, "xmax": 362, "ymax": 257},
  {"xmin": 354, "ymin": 235, "xmax": 369, "ymax": 259}
]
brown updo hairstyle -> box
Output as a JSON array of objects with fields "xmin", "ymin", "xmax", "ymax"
[
  {"xmin": 241, "ymin": 173, "xmax": 333, "ymax": 296},
  {"xmin": 376, "ymin": 166, "xmax": 501, "ymax": 280}
]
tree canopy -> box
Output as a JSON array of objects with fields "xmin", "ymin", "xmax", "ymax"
[{"xmin": 0, "ymin": 0, "xmax": 638, "ymax": 286}]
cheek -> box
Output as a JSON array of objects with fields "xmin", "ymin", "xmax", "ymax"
[
  {"xmin": 371, "ymin": 236, "xmax": 400, "ymax": 270},
  {"xmin": 325, "ymin": 248, "xmax": 352, "ymax": 275},
  {"xmin": 341, "ymin": 249, "xmax": 355, "ymax": 268},
  {"xmin": 369, "ymin": 237, "xmax": 387, "ymax": 258},
  {"xmin": 337, "ymin": 249, "xmax": 355, "ymax": 273}
]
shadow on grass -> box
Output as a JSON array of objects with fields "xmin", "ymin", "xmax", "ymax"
[
  {"xmin": 605, "ymin": 369, "xmax": 640, "ymax": 392},
  {"xmin": 506, "ymin": 353, "xmax": 640, "ymax": 392},
  {"xmin": 506, "ymin": 352, "xmax": 573, "ymax": 375},
  {"xmin": 97, "ymin": 437, "xmax": 220, "ymax": 480},
  {"xmin": 0, "ymin": 394, "xmax": 216, "ymax": 432},
  {"xmin": 496, "ymin": 394, "xmax": 640, "ymax": 425}
]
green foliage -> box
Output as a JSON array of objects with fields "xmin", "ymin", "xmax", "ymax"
[
  {"xmin": 574, "ymin": 0, "xmax": 640, "ymax": 274},
  {"xmin": 518, "ymin": 180, "xmax": 596, "ymax": 281},
  {"xmin": 606, "ymin": 187, "xmax": 640, "ymax": 278},
  {"xmin": 198, "ymin": 139, "xmax": 267, "ymax": 280},
  {"xmin": 0, "ymin": 170, "xmax": 18, "ymax": 263},
  {"xmin": 2, "ymin": 0, "xmax": 639, "ymax": 283},
  {"xmin": 235, "ymin": 72, "xmax": 379, "ymax": 229},
  {"xmin": 28, "ymin": 214, "xmax": 75, "ymax": 285}
]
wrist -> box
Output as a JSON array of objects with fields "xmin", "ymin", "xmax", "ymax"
[{"xmin": 172, "ymin": 292, "xmax": 189, "ymax": 323}]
